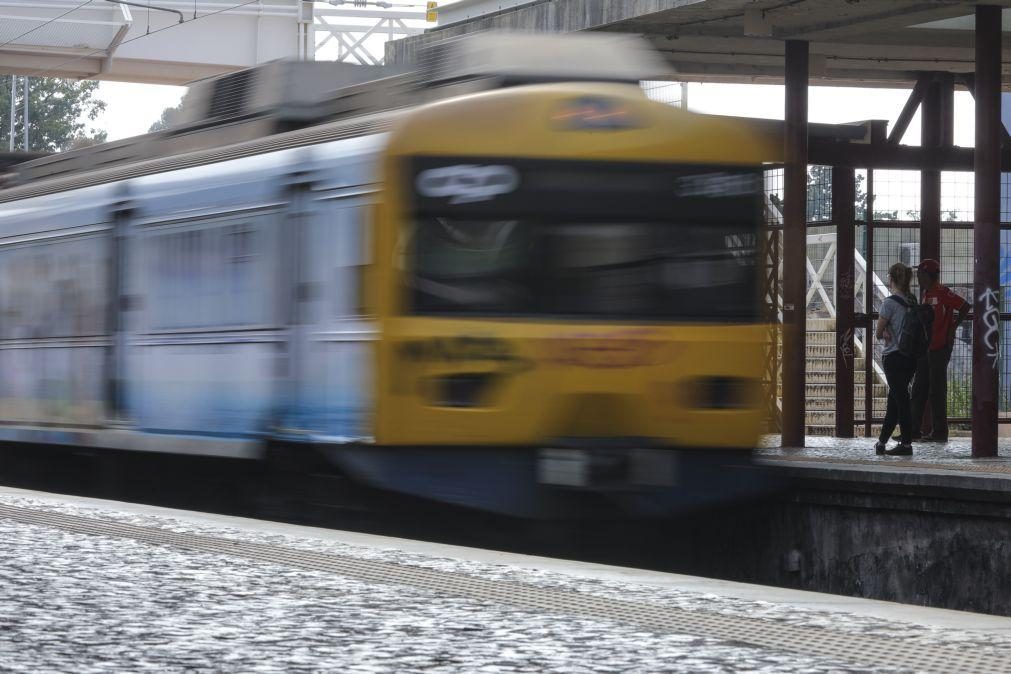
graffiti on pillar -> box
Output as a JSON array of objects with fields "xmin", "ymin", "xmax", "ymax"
[
  {"xmin": 838, "ymin": 270, "xmax": 853, "ymax": 301},
  {"xmin": 979, "ymin": 287, "xmax": 1001, "ymax": 370},
  {"xmin": 838, "ymin": 327, "xmax": 853, "ymax": 367}
]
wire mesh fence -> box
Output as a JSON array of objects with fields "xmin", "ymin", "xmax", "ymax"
[
  {"xmin": 641, "ymin": 81, "xmax": 685, "ymax": 108},
  {"xmin": 766, "ymin": 167, "xmax": 1011, "ymax": 436}
]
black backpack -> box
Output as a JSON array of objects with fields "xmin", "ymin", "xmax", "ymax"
[{"xmin": 888, "ymin": 294, "xmax": 933, "ymax": 359}]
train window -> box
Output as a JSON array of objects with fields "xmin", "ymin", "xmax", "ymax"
[
  {"xmin": 0, "ymin": 236, "xmax": 108, "ymax": 339},
  {"xmin": 144, "ymin": 217, "xmax": 272, "ymax": 331},
  {"xmin": 330, "ymin": 205, "xmax": 370, "ymax": 318},
  {"xmin": 409, "ymin": 219, "xmax": 758, "ymax": 321}
]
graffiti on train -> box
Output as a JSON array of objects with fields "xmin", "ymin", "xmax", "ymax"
[
  {"xmin": 398, "ymin": 336, "xmax": 533, "ymax": 371},
  {"xmin": 544, "ymin": 330, "xmax": 672, "ymax": 369}
]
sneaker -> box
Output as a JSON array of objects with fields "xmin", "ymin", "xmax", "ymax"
[
  {"xmin": 885, "ymin": 443, "xmax": 913, "ymax": 456},
  {"xmin": 874, "ymin": 441, "xmax": 888, "ymax": 455}
]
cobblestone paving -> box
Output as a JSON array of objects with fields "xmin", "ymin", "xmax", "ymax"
[
  {"xmin": 759, "ymin": 434, "xmax": 1011, "ymax": 469},
  {"xmin": 1, "ymin": 493, "xmax": 1009, "ymax": 672}
]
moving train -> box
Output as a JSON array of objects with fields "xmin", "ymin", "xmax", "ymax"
[{"xmin": 0, "ymin": 35, "xmax": 780, "ymax": 517}]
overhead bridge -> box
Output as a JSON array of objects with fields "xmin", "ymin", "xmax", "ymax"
[{"xmin": 0, "ymin": 0, "xmax": 427, "ymax": 85}]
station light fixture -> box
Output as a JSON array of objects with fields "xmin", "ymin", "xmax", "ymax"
[{"xmin": 329, "ymin": 0, "xmax": 396, "ymax": 8}]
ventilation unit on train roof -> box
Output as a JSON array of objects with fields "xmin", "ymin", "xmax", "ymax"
[
  {"xmin": 177, "ymin": 60, "xmax": 412, "ymax": 129},
  {"xmin": 417, "ymin": 32, "xmax": 675, "ymax": 87},
  {"xmin": 6, "ymin": 32, "xmax": 674, "ymax": 186}
]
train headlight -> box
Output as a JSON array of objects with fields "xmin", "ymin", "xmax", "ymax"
[
  {"xmin": 686, "ymin": 377, "xmax": 756, "ymax": 410},
  {"xmin": 429, "ymin": 373, "xmax": 499, "ymax": 408}
]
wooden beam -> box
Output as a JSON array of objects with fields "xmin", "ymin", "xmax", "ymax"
[{"xmin": 887, "ymin": 75, "xmax": 928, "ymax": 144}]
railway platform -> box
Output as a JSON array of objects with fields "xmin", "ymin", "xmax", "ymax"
[
  {"xmin": 2, "ymin": 487, "xmax": 1011, "ymax": 672},
  {"xmin": 758, "ymin": 436, "xmax": 1011, "ymax": 497}
]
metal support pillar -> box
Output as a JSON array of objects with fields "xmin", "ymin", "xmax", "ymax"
[
  {"xmin": 834, "ymin": 167, "xmax": 856, "ymax": 437},
  {"xmin": 8, "ymin": 76, "xmax": 14, "ymax": 152},
  {"xmin": 782, "ymin": 40, "xmax": 809, "ymax": 447},
  {"xmin": 972, "ymin": 5, "xmax": 1002, "ymax": 457},
  {"xmin": 22, "ymin": 77, "xmax": 28, "ymax": 152},
  {"xmin": 939, "ymin": 73, "xmax": 955, "ymax": 148},
  {"xmin": 921, "ymin": 75, "xmax": 942, "ymax": 263},
  {"xmin": 864, "ymin": 170, "xmax": 875, "ymax": 438}
]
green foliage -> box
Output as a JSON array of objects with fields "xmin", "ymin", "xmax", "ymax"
[
  {"xmin": 0, "ymin": 77, "xmax": 106, "ymax": 152},
  {"xmin": 806, "ymin": 165, "xmax": 832, "ymax": 222},
  {"xmin": 149, "ymin": 90, "xmax": 193, "ymax": 133},
  {"xmin": 947, "ymin": 379, "xmax": 971, "ymax": 418},
  {"xmin": 806, "ymin": 165, "xmax": 869, "ymax": 222}
]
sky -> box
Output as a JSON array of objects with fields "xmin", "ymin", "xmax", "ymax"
[
  {"xmin": 94, "ymin": 81, "xmax": 185, "ymax": 140},
  {"xmin": 93, "ymin": 79, "xmax": 975, "ymax": 147},
  {"xmin": 86, "ymin": 0, "xmax": 980, "ymax": 145},
  {"xmin": 88, "ymin": 75, "xmax": 975, "ymax": 220}
]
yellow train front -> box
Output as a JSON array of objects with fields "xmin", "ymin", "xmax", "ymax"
[{"xmin": 326, "ymin": 82, "xmax": 781, "ymax": 517}]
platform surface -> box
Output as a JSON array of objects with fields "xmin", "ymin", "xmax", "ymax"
[
  {"xmin": 2, "ymin": 485, "xmax": 1011, "ymax": 673},
  {"xmin": 759, "ymin": 435, "xmax": 1011, "ymax": 489}
]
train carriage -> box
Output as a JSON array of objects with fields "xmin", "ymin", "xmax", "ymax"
[{"xmin": 0, "ymin": 36, "xmax": 780, "ymax": 516}]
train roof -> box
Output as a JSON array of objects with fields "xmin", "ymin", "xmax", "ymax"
[
  {"xmin": 0, "ymin": 33, "xmax": 671, "ymax": 199},
  {"xmin": 387, "ymin": 81, "xmax": 783, "ymax": 167}
]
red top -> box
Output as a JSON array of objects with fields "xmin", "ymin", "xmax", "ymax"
[{"xmin": 922, "ymin": 284, "xmax": 968, "ymax": 351}]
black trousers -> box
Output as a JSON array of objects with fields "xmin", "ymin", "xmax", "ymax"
[
  {"xmin": 880, "ymin": 351, "xmax": 917, "ymax": 445},
  {"xmin": 910, "ymin": 344, "xmax": 953, "ymax": 441}
]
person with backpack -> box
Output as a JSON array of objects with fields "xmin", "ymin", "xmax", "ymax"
[
  {"xmin": 909, "ymin": 258, "xmax": 970, "ymax": 443},
  {"xmin": 874, "ymin": 262, "xmax": 925, "ymax": 456}
]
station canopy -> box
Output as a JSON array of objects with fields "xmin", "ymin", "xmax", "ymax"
[
  {"xmin": 398, "ymin": 0, "xmax": 1011, "ymax": 88},
  {"xmin": 604, "ymin": 0, "xmax": 1011, "ymax": 86}
]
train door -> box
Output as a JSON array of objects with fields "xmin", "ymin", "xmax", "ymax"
[
  {"xmin": 0, "ymin": 187, "xmax": 115, "ymax": 429},
  {"xmin": 284, "ymin": 182, "xmax": 376, "ymax": 443}
]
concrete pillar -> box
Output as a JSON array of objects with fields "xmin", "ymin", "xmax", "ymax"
[
  {"xmin": 972, "ymin": 5, "xmax": 1002, "ymax": 457},
  {"xmin": 782, "ymin": 40, "xmax": 809, "ymax": 447}
]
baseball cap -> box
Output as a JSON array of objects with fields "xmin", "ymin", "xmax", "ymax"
[{"xmin": 917, "ymin": 259, "xmax": 940, "ymax": 273}]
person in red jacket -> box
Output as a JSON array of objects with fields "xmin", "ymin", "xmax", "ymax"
[{"xmin": 909, "ymin": 259, "xmax": 970, "ymax": 443}]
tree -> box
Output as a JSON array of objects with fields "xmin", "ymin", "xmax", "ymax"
[
  {"xmin": 805, "ymin": 165, "xmax": 869, "ymax": 222},
  {"xmin": 149, "ymin": 89, "xmax": 194, "ymax": 133},
  {"xmin": 0, "ymin": 77, "xmax": 106, "ymax": 152}
]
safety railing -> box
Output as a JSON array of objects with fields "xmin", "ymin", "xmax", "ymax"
[{"xmin": 804, "ymin": 232, "xmax": 888, "ymax": 386}]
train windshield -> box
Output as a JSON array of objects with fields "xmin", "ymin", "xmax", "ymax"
[{"xmin": 406, "ymin": 159, "xmax": 763, "ymax": 321}]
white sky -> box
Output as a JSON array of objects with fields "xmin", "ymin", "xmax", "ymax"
[
  {"xmin": 89, "ymin": 77, "xmax": 978, "ymax": 218},
  {"xmin": 87, "ymin": 0, "xmax": 980, "ymax": 144},
  {"xmin": 93, "ymin": 79, "xmax": 976, "ymax": 148},
  {"xmin": 94, "ymin": 81, "xmax": 185, "ymax": 141}
]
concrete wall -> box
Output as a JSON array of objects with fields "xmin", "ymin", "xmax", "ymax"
[{"xmin": 653, "ymin": 469, "xmax": 1011, "ymax": 617}]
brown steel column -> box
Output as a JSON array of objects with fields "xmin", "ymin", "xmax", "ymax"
[
  {"xmin": 973, "ymin": 5, "xmax": 1001, "ymax": 457},
  {"xmin": 782, "ymin": 40, "xmax": 809, "ymax": 447},
  {"xmin": 921, "ymin": 75, "xmax": 942, "ymax": 263},
  {"xmin": 864, "ymin": 170, "xmax": 875, "ymax": 438},
  {"xmin": 834, "ymin": 167, "xmax": 856, "ymax": 437},
  {"xmin": 939, "ymin": 73, "xmax": 955, "ymax": 148}
]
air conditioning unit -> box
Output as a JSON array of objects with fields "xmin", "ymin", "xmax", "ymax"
[
  {"xmin": 898, "ymin": 242, "xmax": 920, "ymax": 268},
  {"xmin": 418, "ymin": 31, "xmax": 674, "ymax": 87}
]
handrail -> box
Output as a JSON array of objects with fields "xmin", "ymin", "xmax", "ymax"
[
  {"xmin": 764, "ymin": 201, "xmax": 890, "ymax": 426},
  {"xmin": 802, "ymin": 232, "xmax": 887, "ymax": 386}
]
